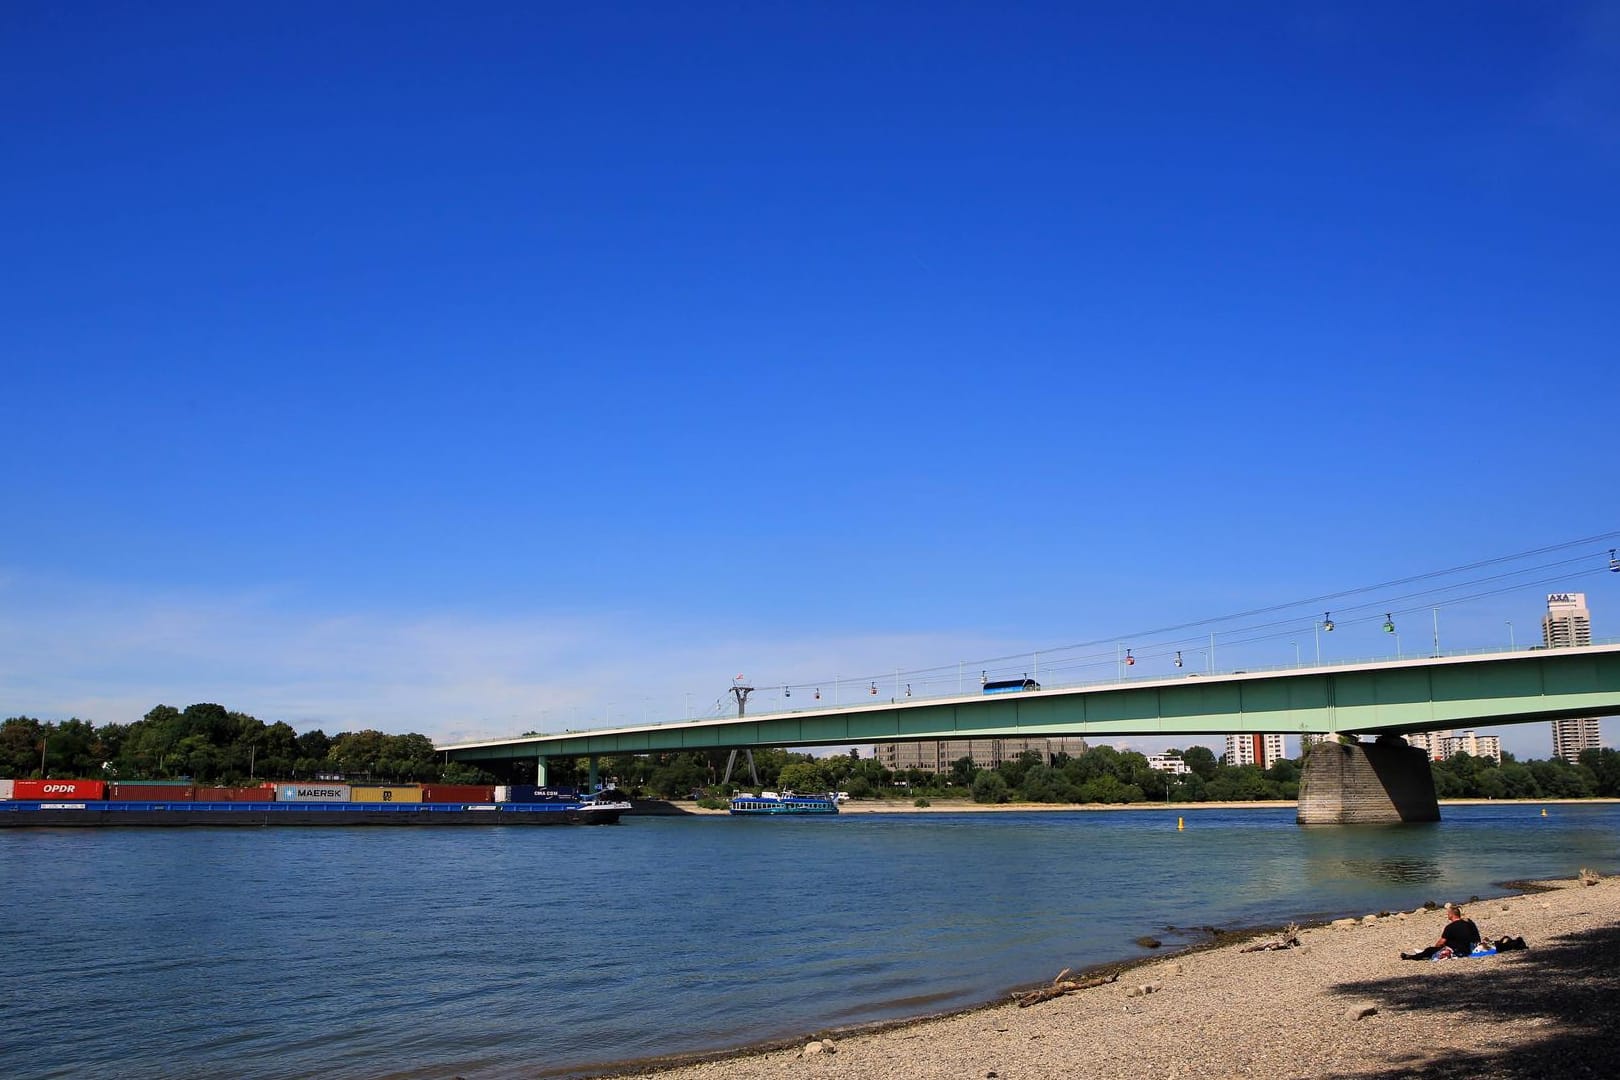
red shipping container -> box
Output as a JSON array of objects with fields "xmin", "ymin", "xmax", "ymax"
[
  {"xmin": 110, "ymin": 783, "xmax": 195, "ymax": 801},
  {"xmin": 195, "ymin": 786, "xmax": 275, "ymax": 802},
  {"xmin": 421, "ymin": 784, "xmax": 496, "ymax": 803},
  {"xmin": 13, "ymin": 779, "xmax": 108, "ymax": 800}
]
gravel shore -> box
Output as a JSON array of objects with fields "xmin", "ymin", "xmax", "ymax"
[{"xmin": 603, "ymin": 873, "xmax": 1620, "ymax": 1080}]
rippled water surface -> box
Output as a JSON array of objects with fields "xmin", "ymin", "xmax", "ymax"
[{"xmin": 2, "ymin": 804, "xmax": 1616, "ymax": 1079}]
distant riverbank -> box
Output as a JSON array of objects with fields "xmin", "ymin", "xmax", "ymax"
[{"xmin": 669, "ymin": 796, "xmax": 1620, "ymax": 815}]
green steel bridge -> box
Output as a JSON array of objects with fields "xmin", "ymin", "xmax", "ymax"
[{"xmin": 438, "ymin": 644, "xmax": 1620, "ymax": 774}]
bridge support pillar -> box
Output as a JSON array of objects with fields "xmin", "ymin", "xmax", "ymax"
[
  {"xmin": 1297, "ymin": 737, "xmax": 1439, "ymax": 825},
  {"xmin": 535, "ymin": 755, "xmax": 547, "ymax": 786}
]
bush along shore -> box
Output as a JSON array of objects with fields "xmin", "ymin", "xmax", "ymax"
[{"xmin": 602, "ymin": 871, "xmax": 1620, "ymax": 1080}]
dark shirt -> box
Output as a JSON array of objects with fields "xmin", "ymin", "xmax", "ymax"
[{"xmin": 1441, "ymin": 917, "xmax": 1480, "ymax": 953}]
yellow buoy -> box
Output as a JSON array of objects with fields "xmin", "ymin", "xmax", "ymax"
[
  {"xmin": 1541, "ymin": 808, "xmax": 1548, "ymax": 817},
  {"xmin": 1177, "ymin": 816, "xmax": 1185, "ymax": 831}
]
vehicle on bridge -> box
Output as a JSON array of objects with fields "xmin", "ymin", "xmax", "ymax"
[{"xmin": 983, "ymin": 678, "xmax": 1040, "ymax": 694}]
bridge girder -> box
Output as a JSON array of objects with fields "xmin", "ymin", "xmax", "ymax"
[{"xmin": 439, "ymin": 646, "xmax": 1620, "ymax": 765}]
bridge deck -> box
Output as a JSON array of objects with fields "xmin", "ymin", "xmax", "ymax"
[{"xmin": 438, "ymin": 645, "xmax": 1620, "ymax": 763}]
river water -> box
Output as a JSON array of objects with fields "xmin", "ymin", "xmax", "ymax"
[{"xmin": 2, "ymin": 804, "xmax": 1616, "ymax": 1079}]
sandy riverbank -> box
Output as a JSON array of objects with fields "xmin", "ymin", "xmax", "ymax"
[
  {"xmin": 602, "ymin": 872, "xmax": 1620, "ymax": 1079},
  {"xmin": 674, "ymin": 799, "xmax": 1287, "ymax": 815},
  {"xmin": 675, "ymin": 797, "xmax": 1619, "ymax": 816}
]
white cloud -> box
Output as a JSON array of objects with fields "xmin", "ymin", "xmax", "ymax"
[
  {"xmin": 0, "ymin": 571, "xmax": 999, "ymax": 744},
  {"xmin": 0, "ymin": 570, "xmax": 1604, "ymax": 761}
]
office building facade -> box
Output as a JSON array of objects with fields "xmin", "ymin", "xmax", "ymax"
[{"xmin": 876, "ymin": 737, "xmax": 1089, "ymax": 775}]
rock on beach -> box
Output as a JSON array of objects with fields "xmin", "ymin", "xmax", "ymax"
[{"xmin": 608, "ymin": 875, "xmax": 1620, "ymax": 1080}]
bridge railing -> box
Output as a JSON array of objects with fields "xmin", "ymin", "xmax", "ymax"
[{"xmin": 527, "ymin": 638, "xmax": 1620, "ymax": 734}]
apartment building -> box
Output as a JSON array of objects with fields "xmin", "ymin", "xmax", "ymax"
[
  {"xmin": 1544, "ymin": 592, "xmax": 1604, "ymax": 762},
  {"xmin": 1224, "ymin": 733, "xmax": 1287, "ymax": 769}
]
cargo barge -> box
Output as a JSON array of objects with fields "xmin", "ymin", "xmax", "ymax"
[
  {"xmin": 0, "ymin": 779, "xmax": 630, "ymax": 827},
  {"xmin": 0, "ymin": 800, "xmax": 629, "ymax": 827}
]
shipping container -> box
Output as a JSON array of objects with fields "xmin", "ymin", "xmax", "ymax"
[
  {"xmin": 0, "ymin": 780, "xmax": 13, "ymax": 800},
  {"xmin": 275, "ymin": 783, "xmax": 351, "ymax": 802},
  {"xmin": 349, "ymin": 785, "xmax": 423, "ymax": 804},
  {"xmin": 421, "ymin": 784, "xmax": 496, "ymax": 803},
  {"xmin": 110, "ymin": 783, "xmax": 195, "ymax": 801},
  {"xmin": 11, "ymin": 779, "xmax": 108, "ymax": 800},
  {"xmin": 194, "ymin": 786, "xmax": 276, "ymax": 802}
]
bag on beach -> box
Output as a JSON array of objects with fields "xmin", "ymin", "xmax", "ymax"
[{"xmin": 1494, "ymin": 936, "xmax": 1528, "ymax": 952}]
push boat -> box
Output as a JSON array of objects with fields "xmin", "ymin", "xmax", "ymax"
[{"xmin": 729, "ymin": 790, "xmax": 840, "ymax": 816}]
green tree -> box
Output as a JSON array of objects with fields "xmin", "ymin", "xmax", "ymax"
[
  {"xmin": 1019, "ymin": 763, "xmax": 1076, "ymax": 803},
  {"xmin": 328, "ymin": 730, "xmax": 389, "ymax": 778},
  {"xmin": 1579, "ymin": 748, "xmax": 1620, "ymax": 797},
  {"xmin": 1077, "ymin": 773, "xmax": 1143, "ymax": 804},
  {"xmin": 1528, "ymin": 758, "xmax": 1595, "ymax": 799},
  {"xmin": 972, "ymin": 771, "xmax": 1010, "ymax": 804},
  {"xmin": 1264, "ymin": 757, "xmax": 1301, "ymax": 785},
  {"xmin": 777, "ymin": 761, "xmax": 830, "ymax": 793},
  {"xmin": 848, "ymin": 757, "xmax": 892, "ymax": 795},
  {"xmin": 1204, "ymin": 765, "xmax": 1280, "ymax": 801},
  {"xmin": 1181, "ymin": 745, "xmax": 1219, "ymax": 781},
  {"xmin": 996, "ymin": 749, "xmax": 1044, "ymax": 790},
  {"xmin": 0, "ymin": 716, "xmax": 47, "ymax": 777},
  {"xmin": 646, "ymin": 752, "xmax": 710, "ymax": 797}
]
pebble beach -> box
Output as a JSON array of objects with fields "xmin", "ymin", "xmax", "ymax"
[{"xmin": 605, "ymin": 872, "xmax": 1620, "ymax": 1080}]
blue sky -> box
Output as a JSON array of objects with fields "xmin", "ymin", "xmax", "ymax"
[{"xmin": 3, "ymin": 2, "xmax": 1617, "ymax": 760}]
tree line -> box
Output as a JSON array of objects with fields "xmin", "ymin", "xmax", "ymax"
[
  {"xmin": 8, "ymin": 706, "xmax": 1617, "ymax": 803},
  {"xmin": 578, "ymin": 744, "xmax": 1297, "ymax": 802},
  {"xmin": 583, "ymin": 742, "xmax": 1620, "ymax": 805},
  {"xmin": 1, "ymin": 705, "xmax": 490, "ymax": 785}
]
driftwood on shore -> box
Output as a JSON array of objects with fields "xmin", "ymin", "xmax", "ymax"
[
  {"xmin": 1240, "ymin": 922, "xmax": 1301, "ymax": 953},
  {"xmin": 1012, "ymin": 967, "xmax": 1120, "ymax": 1007}
]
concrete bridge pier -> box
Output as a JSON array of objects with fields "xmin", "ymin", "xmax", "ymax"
[{"xmin": 1296, "ymin": 736, "xmax": 1440, "ymax": 825}]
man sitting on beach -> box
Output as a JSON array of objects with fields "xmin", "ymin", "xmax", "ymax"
[{"xmin": 1402, "ymin": 903, "xmax": 1481, "ymax": 960}]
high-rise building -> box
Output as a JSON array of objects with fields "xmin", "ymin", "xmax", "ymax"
[
  {"xmin": 1552, "ymin": 717, "xmax": 1602, "ymax": 763},
  {"xmin": 1404, "ymin": 730, "xmax": 1441, "ymax": 760},
  {"xmin": 1545, "ymin": 592, "xmax": 1603, "ymax": 762},
  {"xmin": 1224, "ymin": 733, "xmax": 1287, "ymax": 769},
  {"xmin": 1438, "ymin": 730, "xmax": 1503, "ymax": 764}
]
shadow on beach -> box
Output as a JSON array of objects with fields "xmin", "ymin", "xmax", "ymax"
[{"xmin": 1323, "ymin": 920, "xmax": 1620, "ymax": 1079}]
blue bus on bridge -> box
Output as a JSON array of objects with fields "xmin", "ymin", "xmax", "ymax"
[{"xmin": 983, "ymin": 678, "xmax": 1040, "ymax": 694}]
